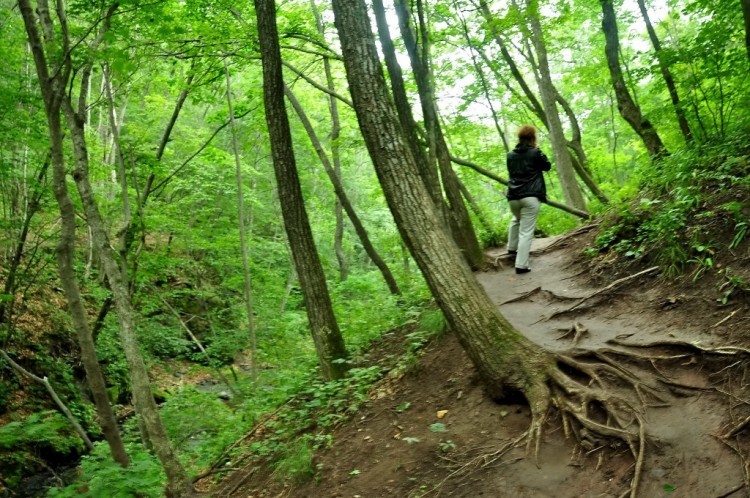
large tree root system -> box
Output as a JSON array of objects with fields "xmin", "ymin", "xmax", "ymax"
[{"xmin": 518, "ymin": 341, "xmax": 750, "ymax": 498}]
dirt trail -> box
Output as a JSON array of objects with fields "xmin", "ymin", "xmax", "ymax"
[{"xmin": 219, "ymin": 233, "xmax": 750, "ymax": 498}]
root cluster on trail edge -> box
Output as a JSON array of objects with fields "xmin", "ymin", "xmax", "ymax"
[{"xmin": 510, "ymin": 340, "xmax": 750, "ymax": 498}]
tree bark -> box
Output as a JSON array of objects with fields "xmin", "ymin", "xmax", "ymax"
[
  {"xmin": 601, "ymin": 0, "xmax": 668, "ymax": 158},
  {"xmin": 331, "ymin": 0, "xmax": 554, "ymax": 406},
  {"xmin": 636, "ymin": 0, "xmax": 693, "ymax": 143},
  {"xmin": 18, "ymin": 0, "xmax": 129, "ymax": 469},
  {"xmin": 393, "ymin": 0, "xmax": 485, "ymax": 269},
  {"xmin": 526, "ymin": 0, "xmax": 587, "ymax": 212},
  {"xmin": 285, "ymin": 86, "xmax": 402, "ymax": 296},
  {"xmin": 742, "ymin": 0, "xmax": 750, "ymax": 64},
  {"xmin": 255, "ymin": 0, "xmax": 349, "ymax": 381},
  {"xmin": 371, "ymin": 0, "xmax": 447, "ymax": 225}
]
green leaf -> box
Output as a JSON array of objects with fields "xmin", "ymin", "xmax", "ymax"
[
  {"xmin": 662, "ymin": 483, "xmax": 676, "ymax": 493},
  {"xmin": 429, "ymin": 423, "xmax": 448, "ymax": 433}
]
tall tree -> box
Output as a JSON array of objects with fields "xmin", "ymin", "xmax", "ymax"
[
  {"xmin": 477, "ymin": 0, "xmax": 607, "ymax": 205},
  {"xmin": 393, "ymin": 0, "xmax": 485, "ymax": 269},
  {"xmin": 285, "ymin": 86, "xmax": 402, "ymax": 296},
  {"xmin": 330, "ymin": 4, "xmax": 646, "ymax": 495},
  {"xmin": 742, "ymin": 0, "xmax": 750, "ymax": 63},
  {"xmin": 17, "ymin": 0, "xmax": 129, "ymax": 469},
  {"xmin": 18, "ymin": 1, "xmax": 195, "ymax": 494},
  {"xmin": 601, "ymin": 0, "xmax": 668, "ymax": 158},
  {"xmin": 255, "ymin": 0, "xmax": 349, "ymax": 381},
  {"xmin": 332, "ymin": 0, "xmax": 545, "ymax": 399},
  {"xmin": 525, "ymin": 0, "xmax": 588, "ymax": 212},
  {"xmin": 310, "ymin": 0, "xmax": 349, "ymax": 282},
  {"xmin": 636, "ymin": 0, "xmax": 693, "ymax": 143},
  {"xmin": 225, "ymin": 61, "xmax": 258, "ymax": 381}
]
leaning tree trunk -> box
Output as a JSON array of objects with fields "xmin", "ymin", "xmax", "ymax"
[
  {"xmin": 601, "ymin": 0, "xmax": 668, "ymax": 158},
  {"xmin": 394, "ymin": 0, "xmax": 485, "ymax": 269},
  {"xmin": 331, "ymin": 0, "xmax": 553, "ymax": 403},
  {"xmin": 255, "ymin": 0, "xmax": 349, "ymax": 381},
  {"xmin": 371, "ymin": 0, "xmax": 450, "ymax": 232},
  {"xmin": 18, "ymin": 0, "xmax": 129, "ymax": 468},
  {"xmin": 636, "ymin": 0, "xmax": 692, "ymax": 143},
  {"xmin": 285, "ymin": 86, "xmax": 402, "ymax": 296},
  {"xmin": 526, "ymin": 1, "xmax": 587, "ymax": 212},
  {"xmin": 64, "ymin": 103, "xmax": 196, "ymax": 498}
]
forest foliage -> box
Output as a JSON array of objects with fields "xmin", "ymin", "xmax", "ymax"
[{"xmin": 1, "ymin": 0, "xmax": 749, "ymax": 494}]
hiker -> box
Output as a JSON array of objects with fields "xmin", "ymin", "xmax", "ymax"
[{"xmin": 506, "ymin": 125, "xmax": 551, "ymax": 274}]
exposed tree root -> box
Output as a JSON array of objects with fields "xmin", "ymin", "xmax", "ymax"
[
  {"xmin": 546, "ymin": 266, "xmax": 659, "ymax": 320},
  {"xmin": 501, "ymin": 286, "xmax": 541, "ymax": 304},
  {"xmin": 555, "ymin": 321, "xmax": 589, "ymax": 345},
  {"xmin": 533, "ymin": 222, "xmax": 600, "ymax": 255}
]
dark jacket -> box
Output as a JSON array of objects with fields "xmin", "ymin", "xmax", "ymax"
[{"xmin": 506, "ymin": 143, "xmax": 552, "ymax": 202}]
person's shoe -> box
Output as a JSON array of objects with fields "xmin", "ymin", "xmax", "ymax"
[
  {"xmin": 515, "ymin": 267, "xmax": 531, "ymax": 274},
  {"xmin": 508, "ymin": 250, "xmax": 517, "ymax": 255}
]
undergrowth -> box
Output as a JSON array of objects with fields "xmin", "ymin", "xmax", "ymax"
[{"xmin": 589, "ymin": 131, "xmax": 750, "ymax": 299}]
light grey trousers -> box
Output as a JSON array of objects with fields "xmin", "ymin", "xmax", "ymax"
[{"xmin": 507, "ymin": 197, "xmax": 541, "ymax": 270}]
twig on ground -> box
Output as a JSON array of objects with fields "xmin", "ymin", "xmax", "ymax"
[
  {"xmin": 712, "ymin": 308, "xmax": 741, "ymax": 328},
  {"xmin": 724, "ymin": 414, "xmax": 750, "ymax": 439},
  {"xmin": 426, "ymin": 432, "xmax": 528, "ymax": 496},
  {"xmin": 194, "ymin": 400, "xmax": 292, "ymax": 483},
  {"xmin": 546, "ymin": 267, "xmax": 659, "ymax": 320}
]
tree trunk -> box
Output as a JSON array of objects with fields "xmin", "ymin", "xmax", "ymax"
[
  {"xmin": 480, "ymin": 0, "xmax": 606, "ymax": 205},
  {"xmin": 331, "ymin": 0, "xmax": 554, "ymax": 403},
  {"xmin": 527, "ymin": 1, "xmax": 588, "ymax": 212},
  {"xmin": 601, "ymin": 0, "xmax": 668, "ymax": 158},
  {"xmin": 255, "ymin": 0, "xmax": 349, "ymax": 381},
  {"xmin": 742, "ymin": 0, "xmax": 750, "ymax": 64},
  {"xmin": 310, "ymin": 0, "xmax": 349, "ymax": 283},
  {"xmin": 18, "ymin": 0, "xmax": 129, "ymax": 469},
  {"xmin": 371, "ymin": 0, "xmax": 448, "ymax": 225},
  {"xmin": 225, "ymin": 62, "xmax": 258, "ymax": 381},
  {"xmin": 393, "ymin": 0, "xmax": 485, "ymax": 269},
  {"xmin": 20, "ymin": 2, "xmax": 196, "ymax": 493},
  {"xmin": 286, "ymin": 86, "xmax": 402, "ymax": 296},
  {"xmin": 636, "ymin": 0, "xmax": 693, "ymax": 143},
  {"xmin": 455, "ymin": 5, "xmax": 509, "ymax": 152},
  {"xmin": 64, "ymin": 99, "xmax": 196, "ymax": 498}
]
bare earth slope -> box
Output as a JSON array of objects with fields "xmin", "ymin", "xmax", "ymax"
[{"xmin": 218, "ymin": 231, "xmax": 750, "ymax": 498}]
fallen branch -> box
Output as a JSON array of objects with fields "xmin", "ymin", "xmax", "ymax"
[
  {"xmin": 723, "ymin": 414, "xmax": 750, "ymax": 439},
  {"xmin": 194, "ymin": 399, "xmax": 292, "ymax": 483},
  {"xmin": 0, "ymin": 349, "xmax": 95, "ymax": 451},
  {"xmin": 449, "ymin": 155, "xmax": 590, "ymax": 219},
  {"xmin": 161, "ymin": 297, "xmax": 238, "ymax": 397},
  {"xmin": 546, "ymin": 266, "xmax": 659, "ymax": 320}
]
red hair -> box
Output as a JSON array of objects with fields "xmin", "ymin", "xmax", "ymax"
[{"xmin": 517, "ymin": 125, "xmax": 537, "ymax": 146}]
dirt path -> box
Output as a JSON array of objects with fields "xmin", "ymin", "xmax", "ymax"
[{"xmin": 219, "ymin": 233, "xmax": 750, "ymax": 498}]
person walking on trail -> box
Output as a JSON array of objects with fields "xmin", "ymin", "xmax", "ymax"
[{"xmin": 506, "ymin": 125, "xmax": 551, "ymax": 274}]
